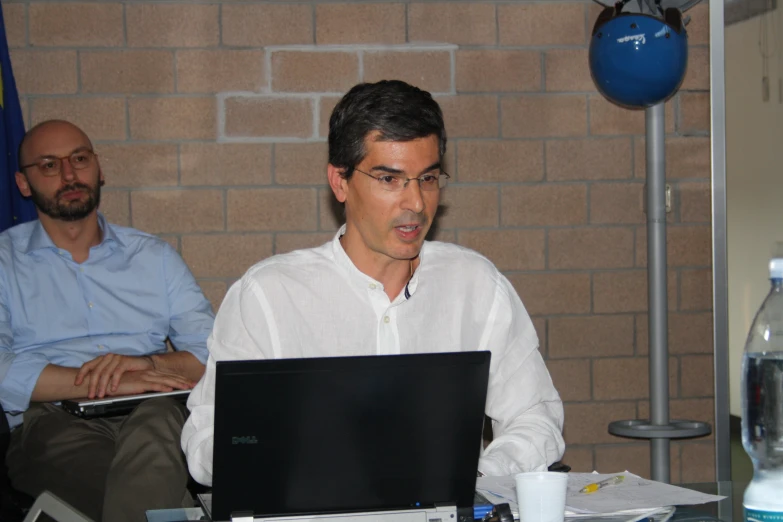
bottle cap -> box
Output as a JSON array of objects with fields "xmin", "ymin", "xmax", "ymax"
[{"xmin": 770, "ymin": 258, "xmax": 783, "ymax": 279}]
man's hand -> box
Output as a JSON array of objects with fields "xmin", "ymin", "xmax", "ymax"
[
  {"xmin": 109, "ymin": 368, "xmax": 195, "ymax": 397},
  {"xmin": 75, "ymin": 353, "xmax": 156, "ymax": 398}
]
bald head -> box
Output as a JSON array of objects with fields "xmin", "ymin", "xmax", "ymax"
[
  {"xmin": 15, "ymin": 119, "xmax": 103, "ymax": 223},
  {"xmin": 19, "ymin": 120, "xmax": 92, "ymax": 170}
]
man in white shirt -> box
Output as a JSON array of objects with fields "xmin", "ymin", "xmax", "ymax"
[{"xmin": 181, "ymin": 80, "xmax": 565, "ymax": 486}]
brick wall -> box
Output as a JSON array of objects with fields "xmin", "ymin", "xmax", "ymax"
[{"xmin": 6, "ymin": 1, "xmax": 715, "ymax": 482}]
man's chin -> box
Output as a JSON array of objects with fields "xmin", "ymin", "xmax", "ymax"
[
  {"xmin": 390, "ymin": 240, "xmax": 425, "ymax": 261},
  {"xmin": 42, "ymin": 203, "xmax": 96, "ymax": 222},
  {"xmin": 57, "ymin": 212, "xmax": 92, "ymax": 222}
]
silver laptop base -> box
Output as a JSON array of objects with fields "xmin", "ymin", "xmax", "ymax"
[
  {"xmin": 227, "ymin": 506, "xmax": 457, "ymax": 522},
  {"xmin": 23, "ymin": 491, "xmax": 93, "ymax": 522}
]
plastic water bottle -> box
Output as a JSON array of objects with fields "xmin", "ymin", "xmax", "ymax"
[{"xmin": 742, "ymin": 256, "xmax": 783, "ymax": 522}]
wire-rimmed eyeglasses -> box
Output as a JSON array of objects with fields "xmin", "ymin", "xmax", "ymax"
[{"xmin": 353, "ymin": 167, "xmax": 450, "ymax": 192}]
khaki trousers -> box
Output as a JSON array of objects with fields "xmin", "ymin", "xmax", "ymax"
[{"xmin": 6, "ymin": 397, "xmax": 193, "ymax": 522}]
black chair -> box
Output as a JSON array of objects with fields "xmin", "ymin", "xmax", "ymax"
[
  {"xmin": 548, "ymin": 461, "xmax": 572, "ymax": 473},
  {"xmin": 0, "ymin": 406, "xmax": 34, "ymax": 522}
]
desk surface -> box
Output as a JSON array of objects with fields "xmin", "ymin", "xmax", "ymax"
[{"xmin": 146, "ymin": 482, "xmax": 746, "ymax": 522}]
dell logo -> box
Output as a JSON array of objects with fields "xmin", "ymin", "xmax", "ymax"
[{"xmin": 231, "ymin": 436, "xmax": 258, "ymax": 445}]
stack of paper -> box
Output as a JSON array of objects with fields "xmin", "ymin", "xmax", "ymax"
[{"xmin": 476, "ymin": 471, "xmax": 725, "ymax": 521}]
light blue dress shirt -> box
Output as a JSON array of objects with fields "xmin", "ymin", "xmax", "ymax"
[{"xmin": 0, "ymin": 214, "xmax": 214, "ymax": 428}]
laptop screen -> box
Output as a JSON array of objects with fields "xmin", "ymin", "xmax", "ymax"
[{"xmin": 211, "ymin": 351, "xmax": 490, "ymax": 521}]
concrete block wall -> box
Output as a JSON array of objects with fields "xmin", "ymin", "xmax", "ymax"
[{"xmin": 6, "ymin": 0, "xmax": 715, "ymax": 481}]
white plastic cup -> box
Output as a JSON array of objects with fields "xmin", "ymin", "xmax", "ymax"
[{"xmin": 514, "ymin": 471, "xmax": 569, "ymax": 522}]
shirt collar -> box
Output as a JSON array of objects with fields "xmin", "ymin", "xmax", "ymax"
[
  {"xmin": 97, "ymin": 213, "xmax": 124, "ymax": 249},
  {"xmin": 24, "ymin": 220, "xmax": 56, "ymax": 253},
  {"xmin": 23, "ymin": 212, "xmax": 124, "ymax": 254},
  {"xmin": 330, "ymin": 224, "xmax": 425, "ymax": 300}
]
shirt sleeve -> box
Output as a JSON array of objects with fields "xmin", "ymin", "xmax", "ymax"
[
  {"xmin": 163, "ymin": 243, "xmax": 215, "ymax": 364},
  {"xmin": 477, "ymin": 274, "xmax": 565, "ymax": 476},
  {"xmin": 0, "ymin": 268, "xmax": 50, "ymax": 419},
  {"xmin": 182, "ymin": 274, "xmax": 277, "ymax": 486}
]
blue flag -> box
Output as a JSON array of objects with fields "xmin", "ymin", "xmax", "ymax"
[{"xmin": 0, "ymin": 1, "xmax": 34, "ymax": 233}]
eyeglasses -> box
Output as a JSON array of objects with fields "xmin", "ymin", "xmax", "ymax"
[
  {"xmin": 353, "ymin": 167, "xmax": 450, "ymax": 192},
  {"xmin": 20, "ymin": 149, "xmax": 97, "ymax": 177}
]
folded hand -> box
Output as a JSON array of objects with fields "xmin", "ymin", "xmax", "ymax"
[
  {"xmin": 108, "ymin": 369, "xmax": 195, "ymax": 397},
  {"xmin": 75, "ymin": 353, "xmax": 165, "ymax": 398}
]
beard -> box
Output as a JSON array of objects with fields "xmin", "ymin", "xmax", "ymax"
[{"xmin": 28, "ymin": 178, "xmax": 102, "ymax": 222}]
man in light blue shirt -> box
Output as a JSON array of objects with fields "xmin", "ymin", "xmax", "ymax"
[{"xmin": 0, "ymin": 120, "xmax": 214, "ymax": 521}]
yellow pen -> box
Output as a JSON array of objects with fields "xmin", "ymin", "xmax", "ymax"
[{"xmin": 579, "ymin": 475, "xmax": 625, "ymax": 494}]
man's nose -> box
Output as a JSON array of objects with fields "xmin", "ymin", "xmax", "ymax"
[
  {"xmin": 400, "ymin": 179, "xmax": 425, "ymax": 214},
  {"xmin": 59, "ymin": 159, "xmax": 76, "ymax": 181}
]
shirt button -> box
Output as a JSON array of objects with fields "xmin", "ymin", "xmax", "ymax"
[
  {"xmin": 79, "ymin": 267, "xmax": 84, "ymax": 272},
  {"xmin": 369, "ymin": 283, "xmax": 376, "ymax": 290},
  {"xmin": 384, "ymin": 316, "xmax": 390, "ymax": 324},
  {"xmin": 88, "ymin": 302, "xmax": 94, "ymax": 308},
  {"xmin": 98, "ymin": 345, "xmax": 104, "ymax": 350}
]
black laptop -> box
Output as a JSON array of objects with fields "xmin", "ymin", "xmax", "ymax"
[{"xmin": 208, "ymin": 351, "xmax": 491, "ymax": 522}]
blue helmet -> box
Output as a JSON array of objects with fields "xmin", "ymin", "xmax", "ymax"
[{"xmin": 589, "ymin": 5, "xmax": 688, "ymax": 108}]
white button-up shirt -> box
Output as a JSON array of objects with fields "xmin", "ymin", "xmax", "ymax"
[{"xmin": 182, "ymin": 227, "xmax": 565, "ymax": 486}]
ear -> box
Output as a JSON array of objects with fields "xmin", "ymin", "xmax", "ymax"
[
  {"xmin": 327, "ymin": 164, "xmax": 349, "ymax": 204},
  {"xmin": 15, "ymin": 172, "xmax": 31, "ymax": 197}
]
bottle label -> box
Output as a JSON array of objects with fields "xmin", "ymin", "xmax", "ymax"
[{"xmin": 745, "ymin": 508, "xmax": 783, "ymax": 522}]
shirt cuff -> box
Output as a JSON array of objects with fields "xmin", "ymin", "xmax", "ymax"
[
  {"xmin": 174, "ymin": 344, "xmax": 209, "ymax": 365},
  {"xmin": 1, "ymin": 354, "xmax": 50, "ymax": 413},
  {"xmin": 478, "ymin": 453, "xmax": 508, "ymax": 477},
  {"xmin": 184, "ymin": 427, "xmax": 214, "ymax": 486}
]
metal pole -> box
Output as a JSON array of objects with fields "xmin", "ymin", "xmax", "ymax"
[
  {"xmin": 709, "ymin": 0, "xmax": 732, "ymax": 482},
  {"xmin": 611, "ymin": 102, "xmax": 708, "ymax": 479},
  {"xmin": 646, "ymin": 102, "xmax": 670, "ymax": 483}
]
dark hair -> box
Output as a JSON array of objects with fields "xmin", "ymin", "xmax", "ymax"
[{"xmin": 328, "ymin": 80, "xmax": 447, "ymax": 179}]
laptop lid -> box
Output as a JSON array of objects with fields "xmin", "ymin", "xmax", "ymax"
[
  {"xmin": 60, "ymin": 389, "xmax": 191, "ymax": 419},
  {"xmin": 211, "ymin": 351, "xmax": 491, "ymax": 522}
]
